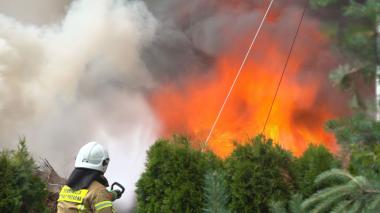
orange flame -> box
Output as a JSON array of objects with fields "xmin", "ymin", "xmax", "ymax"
[{"xmin": 150, "ymin": 10, "xmax": 345, "ymax": 158}]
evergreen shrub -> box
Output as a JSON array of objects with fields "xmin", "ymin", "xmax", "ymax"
[
  {"xmin": 136, "ymin": 135, "xmax": 221, "ymax": 213},
  {"xmin": 293, "ymin": 144, "xmax": 340, "ymax": 197},
  {"xmin": 0, "ymin": 139, "xmax": 48, "ymax": 212},
  {"xmin": 224, "ymin": 136, "xmax": 295, "ymax": 212}
]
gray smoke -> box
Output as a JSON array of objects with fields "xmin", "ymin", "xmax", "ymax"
[
  {"xmin": 0, "ymin": 0, "xmax": 68, "ymax": 25},
  {"xmin": 141, "ymin": 0, "xmax": 316, "ymax": 80}
]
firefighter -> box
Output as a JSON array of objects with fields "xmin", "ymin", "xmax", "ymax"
[{"xmin": 57, "ymin": 142, "xmax": 122, "ymax": 212}]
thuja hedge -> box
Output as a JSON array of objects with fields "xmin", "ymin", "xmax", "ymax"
[
  {"xmin": 225, "ymin": 136, "xmax": 295, "ymax": 212},
  {"xmin": 0, "ymin": 139, "xmax": 48, "ymax": 212},
  {"xmin": 292, "ymin": 144, "xmax": 340, "ymax": 197},
  {"xmin": 135, "ymin": 135, "xmax": 222, "ymax": 213},
  {"xmin": 136, "ymin": 135, "xmax": 339, "ymax": 212}
]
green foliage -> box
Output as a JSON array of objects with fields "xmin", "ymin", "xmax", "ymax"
[
  {"xmin": 135, "ymin": 135, "xmax": 221, "ymax": 213},
  {"xmin": 310, "ymin": 0, "xmax": 338, "ymax": 8},
  {"xmin": 0, "ymin": 138, "xmax": 48, "ymax": 213},
  {"xmin": 344, "ymin": 0, "xmax": 380, "ymax": 20},
  {"xmin": 138, "ymin": 135, "xmax": 380, "ymax": 212},
  {"xmin": 270, "ymin": 201, "xmax": 287, "ymax": 213},
  {"xmin": 271, "ymin": 145, "xmax": 339, "ymax": 212},
  {"xmin": 326, "ymin": 113, "xmax": 380, "ymax": 146},
  {"xmin": 270, "ymin": 194, "xmax": 304, "ymax": 213},
  {"xmin": 224, "ymin": 135, "xmax": 294, "ymax": 212},
  {"xmin": 203, "ymin": 170, "xmax": 230, "ymax": 213},
  {"xmin": 302, "ymin": 169, "xmax": 380, "ymax": 212},
  {"xmin": 349, "ymin": 143, "xmax": 380, "ymax": 179},
  {"xmin": 292, "ymin": 144, "xmax": 340, "ymax": 197},
  {"xmin": 310, "ymin": 0, "xmax": 379, "ymax": 101}
]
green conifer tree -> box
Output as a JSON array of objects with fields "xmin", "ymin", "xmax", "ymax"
[
  {"xmin": 135, "ymin": 135, "xmax": 221, "ymax": 213},
  {"xmin": 0, "ymin": 138, "xmax": 48, "ymax": 212},
  {"xmin": 270, "ymin": 145, "xmax": 338, "ymax": 213},
  {"xmin": 310, "ymin": 0, "xmax": 379, "ymax": 96},
  {"xmin": 292, "ymin": 144, "xmax": 340, "ymax": 197},
  {"xmin": 224, "ymin": 135, "xmax": 295, "ymax": 212},
  {"xmin": 203, "ymin": 170, "xmax": 230, "ymax": 213}
]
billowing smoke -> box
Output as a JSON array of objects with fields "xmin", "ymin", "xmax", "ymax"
[
  {"xmin": 141, "ymin": 0, "xmax": 306, "ymax": 79},
  {"xmin": 0, "ymin": 0, "xmax": 157, "ymax": 210}
]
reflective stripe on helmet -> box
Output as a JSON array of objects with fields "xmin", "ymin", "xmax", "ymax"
[{"xmin": 95, "ymin": 200, "xmax": 113, "ymax": 211}]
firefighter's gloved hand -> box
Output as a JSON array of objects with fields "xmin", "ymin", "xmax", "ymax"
[{"xmin": 110, "ymin": 189, "xmax": 122, "ymax": 201}]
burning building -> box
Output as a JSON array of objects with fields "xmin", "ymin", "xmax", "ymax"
[{"xmin": 145, "ymin": 0, "xmax": 348, "ymax": 157}]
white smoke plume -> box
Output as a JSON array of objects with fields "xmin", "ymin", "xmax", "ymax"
[{"xmin": 0, "ymin": 0, "xmax": 158, "ymax": 210}]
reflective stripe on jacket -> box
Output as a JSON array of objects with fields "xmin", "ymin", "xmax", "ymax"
[{"xmin": 57, "ymin": 181, "xmax": 114, "ymax": 213}]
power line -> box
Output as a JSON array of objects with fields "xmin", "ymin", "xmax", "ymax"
[
  {"xmin": 261, "ymin": 3, "xmax": 308, "ymax": 134},
  {"xmin": 204, "ymin": 0, "xmax": 275, "ymax": 145}
]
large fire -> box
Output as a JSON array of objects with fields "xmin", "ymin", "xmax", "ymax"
[{"xmin": 150, "ymin": 4, "xmax": 345, "ymax": 158}]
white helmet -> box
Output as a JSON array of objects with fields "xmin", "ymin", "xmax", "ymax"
[{"xmin": 75, "ymin": 142, "xmax": 110, "ymax": 173}]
